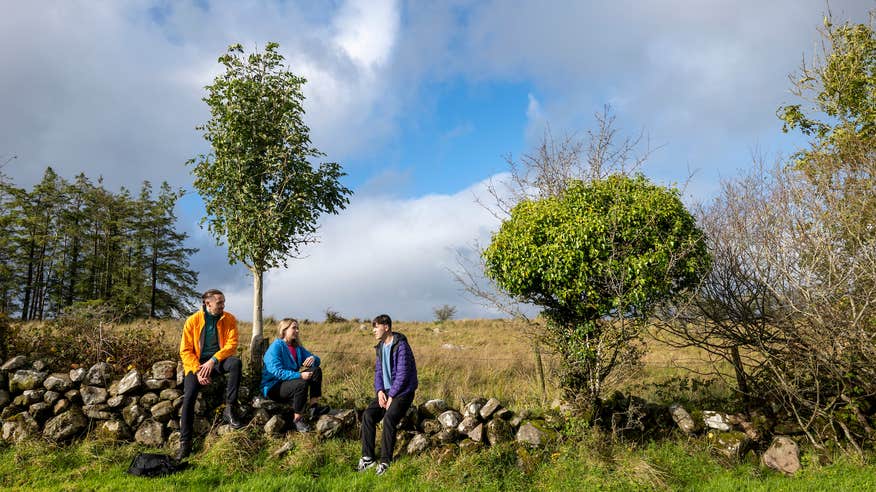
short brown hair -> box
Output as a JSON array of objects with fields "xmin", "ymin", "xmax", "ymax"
[
  {"xmin": 372, "ymin": 314, "xmax": 392, "ymax": 329},
  {"xmin": 202, "ymin": 289, "xmax": 224, "ymax": 306}
]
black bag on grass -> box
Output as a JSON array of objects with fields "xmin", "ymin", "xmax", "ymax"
[{"xmin": 126, "ymin": 453, "xmax": 188, "ymax": 477}]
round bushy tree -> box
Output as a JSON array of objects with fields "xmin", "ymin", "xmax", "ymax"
[{"xmin": 484, "ymin": 174, "xmax": 709, "ymax": 408}]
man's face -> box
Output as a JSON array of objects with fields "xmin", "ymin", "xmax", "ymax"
[
  {"xmin": 204, "ymin": 294, "xmax": 225, "ymax": 316},
  {"xmin": 372, "ymin": 323, "xmax": 390, "ymax": 342}
]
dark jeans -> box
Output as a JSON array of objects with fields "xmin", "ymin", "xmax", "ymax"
[
  {"xmin": 266, "ymin": 367, "xmax": 323, "ymax": 415},
  {"xmin": 360, "ymin": 391, "xmax": 415, "ymax": 464},
  {"xmin": 179, "ymin": 356, "xmax": 242, "ymax": 443}
]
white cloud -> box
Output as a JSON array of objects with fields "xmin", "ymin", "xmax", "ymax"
[{"xmin": 222, "ymin": 175, "xmax": 507, "ymax": 322}]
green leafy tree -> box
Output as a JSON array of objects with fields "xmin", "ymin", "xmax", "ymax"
[
  {"xmin": 190, "ymin": 43, "xmax": 352, "ymax": 355},
  {"xmin": 484, "ymin": 174, "xmax": 709, "ymax": 409}
]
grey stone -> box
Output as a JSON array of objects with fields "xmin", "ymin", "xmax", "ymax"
[
  {"xmin": 407, "ymin": 433, "xmax": 430, "ymax": 455},
  {"xmin": 516, "ymin": 422, "xmax": 554, "ymax": 448},
  {"xmin": 85, "ymin": 362, "xmax": 112, "ymax": 387},
  {"xmin": 315, "ymin": 415, "xmax": 343, "ymax": 438},
  {"xmin": 64, "ymin": 389, "xmax": 81, "ymax": 405},
  {"xmin": 96, "ymin": 418, "xmax": 132, "ymax": 441},
  {"xmin": 438, "ymin": 410, "xmax": 463, "ymax": 430},
  {"xmin": 150, "ymin": 401, "xmax": 175, "ymax": 422},
  {"xmin": 107, "ymin": 380, "xmax": 120, "ymax": 397},
  {"xmin": 251, "ymin": 395, "xmax": 291, "ymax": 412},
  {"xmin": 69, "ymin": 367, "xmax": 86, "ymax": 384},
  {"xmin": 31, "ymin": 360, "xmax": 47, "ymax": 372},
  {"xmin": 509, "ymin": 414, "xmax": 525, "ymax": 428},
  {"xmin": 22, "ymin": 389, "xmax": 44, "ymax": 404},
  {"xmin": 117, "ymin": 369, "xmax": 143, "ymax": 395},
  {"xmin": 264, "ymin": 415, "xmax": 286, "ymax": 436},
  {"xmin": 43, "ymin": 407, "xmax": 87, "ymax": 442},
  {"xmin": 152, "ymin": 360, "xmax": 177, "ymax": 380},
  {"xmin": 420, "ymin": 399, "xmax": 448, "ymax": 418},
  {"xmin": 107, "ymin": 395, "xmax": 129, "ymax": 409},
  {"xmin": 669, "ymin": 404, "xmax": 697, "ymax": 434},
  {"xmin": 123, "ymin": 403, "xmax": 147, "ymax": 428},
  {"xmin": 28, "ymin": 402, "xmax": 53, "ymax": 423},
  {"xmin": 144, "ymin": 378, "xmax": 176, "ymax": 391},
  {"xmin": 83, "ymin": 404, "xmax": 114, "ymax": 420},
  {"xmin": 43, "ymin": 390, "xmax": 61, "ymax": 406},
  {"xmin": 457, "ymin": 415, "xmax": 480, "ymax": 434},
  {"xmin": 251, "ymin": 408, "xmax": 271, "ymax": 426},
  {"xmin": 421, "ymin": 419, "xmax": 442, "ymax": 435},
  {"xmin": 1, "ymin": 355, "xmax": 28, "ymax": 372},
  {"xmin": 762, "ymin": 436, "xmax": 801, "ymax": 475},
  {"xmin": 433, "ymin": 428, "xmax": 457, "ymax": 444},
  {"xmin": 80, "ymin": 386, "xmax": 108, "ymax": 405},
  {"xmin": 53, "ymin": 399, "xmax": 70, "ymax": 415},
  {"xmin": 463, "ymin": 398, "xmax": 486, "ymax": 419},
  {"xmin": 709, "ymin": 430, "xmax": 750, "ymax": 460},
  {"xmin": 12, "ymin": 394, "xmax": 30, "ymax": 407},
  {"xmin": 135, "ymin": 420, "xmax": 165, "ymax": 447},
  {"xmin": 479, "ymin": 398, "xmax": 502, "ymax": 420},
  {"xmin": 43, "ymin": 373, "xmax": 73, "ymax": 392},
  {"xmin": 10, "ymin": 370, "xmax": 48, "ymax": 392},
  {"xmin": 333, "ymin": 408, "xmax": 358, "ymax": 428},
  {"xmin": 173, "ymin": 396, "xmax": 183, "ymax": 410},
  {"xmin": 272, "ymin": 441, "xmax": 295, "ymax": 458},
  {"xmin": 467, "ymin": 423, "xmax": 485, "ymax": 443},
  {"xmin": 160, "ymin": 388, "xmax": 182, "ymax": 401},
  {"xmin": 176, "ymin": 361, "xmax": 184, "ymax": 386},
  {"xmin": 703, "ymin": 411, "xmax": 732, "ymax": 431},
  {"xmin": 139, "ymin": 392, "xmax": 159, "ymax": 408},
  {"xmin": 486, "ymin": 418, "xmax": 514, "ymax": 445},
  {"xmin": 3, "ymin": 412, "xmax": 39, "ymax": 442}
]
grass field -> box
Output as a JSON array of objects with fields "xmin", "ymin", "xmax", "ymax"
[{"xmin": 3, "ymin": 317, "xmax": 875, "ymax": 490}]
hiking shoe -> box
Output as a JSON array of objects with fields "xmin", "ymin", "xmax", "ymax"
[
  {"xmin": 309, "ymin": 404, "xmax": 331, "ymax": 421},
  {"xmin": 223, "ymin": 406, "xmax": 244, "ymax": 429},
  {"xmin": 356, "ymin": 456, "xmax": 375, "ymax": 472},
  {"xmin": 175, "ymin": 441, "xmax": 192, "ymax": 461},
  {"xmin": 376, "ymin": 462, "xmax": 390, "ymax": 476},
  {"xmin": 294, "ymin": 419, "xmax": 311, "ymax": 433}
]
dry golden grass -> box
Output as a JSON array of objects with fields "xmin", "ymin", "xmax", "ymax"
[{"xmin": 103, "ymin": 317, "xmax": 729, "ymax": 409}]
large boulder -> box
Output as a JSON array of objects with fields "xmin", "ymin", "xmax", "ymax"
[
  {"xmin": 486, "ymin": 418, "xmax": 514, "ymax": 445},
  {"xmin": 264, "ymin": 415, "xmax": 287, "ymax": 436},
  {"xmin": 479, "ymin": 398, "xmax": 502, "ymax": 420},
  {"xmin": 315, "ymin": 415, "xmax": 344, "ymax": 439},
  {"xmin": 135, "ymin": 420, "xmax": 165, "ymax": 447},
  {"xmin": 43, "ymin": 373, "xmax": 73, "ymax": 392},
  {"xmin": 80, "ymin": 386, "xmax": 108, "ymax": 405},
  {"xmin": 762, "ymin": 436, "xmax": 801, "ymax": 475},
  {"xmin": 3, "ymin": 412, "xmax": 40, "ymax": 442},
  {"xmin": 669, "ymin": 404, "xmax": 698, "ymax": 434},
  {"xmin": 85, "ymin": 362, "xmax": 112, "ymax": 387},
  {"xmin": 516, "ymin": 421, "xmax": 556, "ymax": 448},
  {"xmin": 117, "ymin": 369, "xmax": 143, "ymax": 395},
  {"xmin": 1, "ymin": 355, "xmax": 28, "ymax": 372},
  {"xmin": 152, "ymin": 360, "xmax": 177, "ymax": 380},
  {"xmin": 95, "ymin": 418, "xmax": 133, "ymax": 442},
  {"xmin": 150, "ymin": 401, "xmax": 176, "ymax": 422},
  {"xmin": 438, "ymin": 410, "xmax": 463, "ymax": 430},
  {"xmin": 10, "ymin": 370, "xmax": 48, "ymax": 392},
  {"xmin": 407, "ymin": 433, "xmax": 431, "ymax": 455},
  {"xmin": 43, "ymin": 407, "xmax": 88, "ymax": 442}
]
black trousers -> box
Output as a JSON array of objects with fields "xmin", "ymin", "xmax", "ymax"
[
  {"xmin": 179, "ymin": 356, "xmax": 242, "ymax": 442},
  {"xmin": 360, "ymin": 391, "xmax": 415, "ymax": 464},
  {"xmin": 267, "ymin": 367, "xmax": 323, "ymax": 414}
]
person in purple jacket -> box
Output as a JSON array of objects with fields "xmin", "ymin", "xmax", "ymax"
[{"xmin": 357, "ymin": 314, "xmax": 418, "ymax": 476}]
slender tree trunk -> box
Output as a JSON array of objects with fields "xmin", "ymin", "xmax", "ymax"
[
  {"xmin": 21, "ymin": 240, "xmax": 35, "ymax": 321},
  {"xmin": 149, "ymin": 242, "xmax": 158, "ymax": 318},
  {"xmin": 534, "ymin": 340, "xmax": 547, "ymax": 403},
  {"xmin": 250, "ymin": 268, "xmax": 264, "ymax": 367},
  {"xmin": 731, "ymin": 345, "xmax": 749, "ymax": 400}
]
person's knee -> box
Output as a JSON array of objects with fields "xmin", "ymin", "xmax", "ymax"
[{"xmin": 228, "ymin": 357, "xmax": 242, "ymax": 371}]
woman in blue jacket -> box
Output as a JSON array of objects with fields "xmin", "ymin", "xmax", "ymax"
[{"xmin": 261, "ymin": 318, "xmax": 329, "ymax": 432}]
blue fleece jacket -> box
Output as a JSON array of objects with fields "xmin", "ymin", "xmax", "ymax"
[{"xmin": 261, "ymin": 338, "xmax": 321, "ymax": 396}]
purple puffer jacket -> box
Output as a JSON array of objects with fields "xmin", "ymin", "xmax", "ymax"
[{"xmin": 374, "ymin": 331, "xmax": 418, "ymax": 398}]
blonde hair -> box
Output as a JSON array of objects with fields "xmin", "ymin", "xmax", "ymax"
[{"xmin": 276, "ymin": 318, "xmax": 299, "ymax": 341}]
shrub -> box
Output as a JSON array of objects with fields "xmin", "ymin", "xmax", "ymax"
[
  {"xmin": 323, "ymin": 309, "xmax": 347, "ymax": 324},
  {"xmin": 433, "ymin": 305, "xmax": 457, "ymax": 323}
]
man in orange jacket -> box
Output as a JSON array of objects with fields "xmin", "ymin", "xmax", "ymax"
[{"xmin": 176, "ymin": 289, "xmax": 243, "ymax": 460}]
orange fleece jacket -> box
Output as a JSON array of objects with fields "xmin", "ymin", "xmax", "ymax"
[{"xmin": 179, "ymin": 309, "xmax": 239, "ymax": 375}]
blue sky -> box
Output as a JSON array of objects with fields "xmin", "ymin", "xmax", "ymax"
[{"xmin": 1, "ymin": 1, "xmax": 872, "ymax": 321}]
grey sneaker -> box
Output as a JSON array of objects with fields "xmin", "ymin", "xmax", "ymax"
[
  {"xmin": 356, "ymin": 456, "xmax": 375, "ymax": 472},
  {"xmin": 294, "ymin": 419, "xmax": 311, "ymax": 433},
  {"xmin": 376, "ymin": 462, "xmax": 390, "ymax": 476}
]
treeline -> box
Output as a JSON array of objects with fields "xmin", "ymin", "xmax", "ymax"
[{"xmin": 0, "ymin": 167, "xmax": 199, "ymax": 320}]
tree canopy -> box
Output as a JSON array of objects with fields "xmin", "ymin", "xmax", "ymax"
[{"xmin": 190, "ymin": 42, "xmax": 351, "ymax": 345}]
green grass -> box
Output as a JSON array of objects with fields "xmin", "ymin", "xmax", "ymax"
[{"xmin": 3, "ymin": 430, "xmax": 876, "ymax": 491}]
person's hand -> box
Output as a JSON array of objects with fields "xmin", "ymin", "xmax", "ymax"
[
  {"xmin": 197, "ymin": 359, "xmax": 215, "ymax": 385},
  {"xmin": 301, "ymin": 370, "xmax": 312, "ymax": 380},
  {"xmin": 378, "ymin": 390, "xmax": 388, "ymax": 409},
  {"xmin": 303, "ymin": 356, "xmax": 315, "ymax": 367},
  {"xmin": 386, "ymin": 396, "xmax": 393, "ymax": 409}
]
